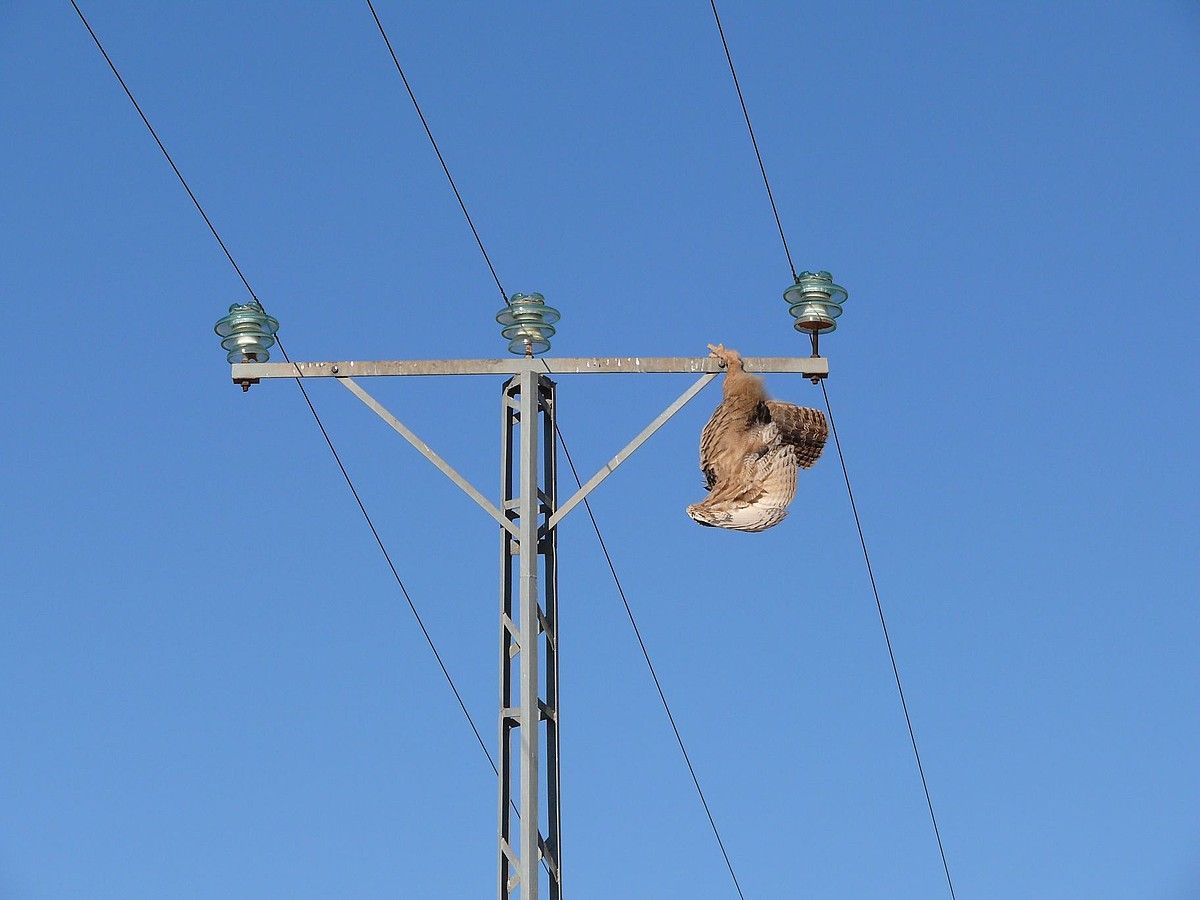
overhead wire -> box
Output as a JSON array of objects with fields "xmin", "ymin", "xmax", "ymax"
[
  {"xmin": 363, "ymin": 2, "xmax": 747, "ymax": 890},
  {"xmin": 708, "ymin": 0, "xmax": 798, "ymax": 282},
  {"xmin": 820, "ymin": 382, "xmax": 957, "ymax": 899},
  {"xmin": 706, "ymin": 3, "xmax": 958, "ymax": 895},
  {"xmin": 546, "ymin": 401, "xmax": 747, "ymax": 899},
  {"xmin": 68, "ymin": 0, "xmax": 497, "ymax": 777},
  {"xmin": 71, "ymin": 0, "xmax": 954, "ymax": 893},
  {"xmin": 78, "ymin": 0, "xmax": 750, "ymax": 883},
  {"xmin": 364, "ymin": 0, "xmax": 509, "ymax": 305}
]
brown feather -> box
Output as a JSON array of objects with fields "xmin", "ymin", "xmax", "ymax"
[
  {"xmin": 688, "ymin": 345, "xmax": 825, "ymax": 531},
  {"xmin": 764, "ymin": 401, "xmax": 827, "ymax": 468}
]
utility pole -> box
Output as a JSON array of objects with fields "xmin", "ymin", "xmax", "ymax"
[{"xmin": 217, "ymin": 278, "xmax": 843, "ymax": 899}]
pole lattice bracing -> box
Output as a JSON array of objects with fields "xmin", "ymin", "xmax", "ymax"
[{"xmin": 498, "ymin": 371, "xmax": 561, "ymax": 898}]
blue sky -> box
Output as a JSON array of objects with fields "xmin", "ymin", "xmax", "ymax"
[{"xmin": 1, "ymin": 2, "xmax": 1197, "ymax": 897}]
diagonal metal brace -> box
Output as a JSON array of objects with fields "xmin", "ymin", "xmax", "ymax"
[
  {"xmin": 338, "ymin": 377, "xmax": 519, "ymax": 538},
  {"xmin": 547, "ymin": 373, "xmax": 717, "ymax": 530}
]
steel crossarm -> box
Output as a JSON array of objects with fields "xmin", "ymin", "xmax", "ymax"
[{"xmin": 232, "ymin": 355, "xmax": 829, "ymax": 381}]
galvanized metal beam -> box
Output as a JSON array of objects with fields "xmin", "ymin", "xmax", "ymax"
[
  {"xmin": 497, "ymin": 381, "xmax": 517, "ymax": 898},
  {"xmin": 539, "ymin": 356, "xmax": 826, "ymax": 375},
  {"xmin": 338, "ymin": 377, "xmax": 518, "ymax": 538},
  {"xmin": 547, "ymin": 372, "xmax": 717, "ymax": 530},
  {"xmin": 496, "ymin": 372, "xmax": 562, "ymax": 899},
  {"xmin": 233, "ymin": 355, "xmax": 828, "ymax": 380},
  {"xmin": 540, "ymin": 378, "xmax": 562, "ymax": 898},
  {"xmin": 515, "ymin": 368, "xmax": 541, "ymax": 898}
]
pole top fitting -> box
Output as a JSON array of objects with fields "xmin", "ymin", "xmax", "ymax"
[
  {"xmin": 215, "ymin": 301, "xmax": 280, "ymax": 363},
  {"xmin": 215, "ymin": 301, "xmax": 278, "ymax": 391},
  {"xmin": 497, "ymin": 292, "xmax": 560, "ymax": 355},
  {"xmin": 784, "ymin": 271, "xmax": 847, "ymax": 335}
]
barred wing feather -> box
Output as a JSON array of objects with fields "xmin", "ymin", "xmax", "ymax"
[{"xmin": 765, "ymin": 401, "xmax": 827, "ymax": 469}]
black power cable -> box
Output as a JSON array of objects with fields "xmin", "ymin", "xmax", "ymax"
[
  {"xmin": 68, "ymin": 0, "xmax": 496, "ymax": 776},
  {"xmin": 820, "ymin": 382, "xmax": 957, "ymax": 899},
  {"xmin": 706, "ymin": 3, "xmax": 958, "ymax": 894},
  {"xmin": 363, "ymin": 2, "xmax": 754, "ymax": 886},
  {"xmin": 709, "ymin": 0, "xmax": 799, "ymax": 282},
  {"xmin": 364, "ymin": 0, "xmax": 509, "ymax": 305},
  {"xmin": 543, "ymin": 383, "xmax": 747, "ymax": 899}
]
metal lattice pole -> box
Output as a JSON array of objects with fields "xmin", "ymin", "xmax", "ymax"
[
  {"xmin": 227, "ymin": 354, "xmax": 829, "ymax": 899},
  {"xmin": 499, "ymin": 371, "xmax": 561, "ymax": 898}
]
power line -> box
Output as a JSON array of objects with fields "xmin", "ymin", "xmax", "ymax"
[
  {"xmin": 68, "ymin": 0, "xmax": 495, "ymax": 776},
  {"xmin": 544, "ymin": 391, "xmax": 746, "ymax": 899},
  {"xmin": 68, "ymin": 0, "xmax": 257, "ymax": 299},
  {"xmin": 707, "ymin": 5, "xmax": 956, "ymax": 894},
  {"xmin": 708, "ymin": 0, "xmax": 799, "ymax": 282},
  {"xmin": 362, "ymin": 6, "xmax": 742, "ymax": 883},
  {"xmin": 364, "ymin": 0, "xmax": 509, "ymax": 304},
  {"xmin": 358, "ymin": 4, "xmax": 566, "ymax": 871},
  {"xmin": 286, "ymin": 367, "xmax": 499, "ymax": 775},
  {"xmin": 820, "ymin": 382, "xmax": 957, "ymax": 899}
]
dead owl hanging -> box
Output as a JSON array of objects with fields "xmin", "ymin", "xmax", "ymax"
[{"xmin": 687, "ymin": 344, "xmax": 828, "ymax": 532}]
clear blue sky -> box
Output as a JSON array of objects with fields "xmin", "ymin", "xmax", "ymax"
[{"xmin": 2, "ymin": 2, "xmax": 1196, "ymax": 897}]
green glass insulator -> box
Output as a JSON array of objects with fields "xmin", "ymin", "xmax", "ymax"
[
  {"xmin": 214, "ymin": 302, "xmax": 280, "ymax": 363},
  {"xmin": 783, "ymin": 271, "xmax": 847, "ymax": 334},
  {"xmin": 496, "ymin": 292, "xmax": 560, "ymax": 355}
]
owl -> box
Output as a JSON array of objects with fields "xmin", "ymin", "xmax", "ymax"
[{"xmin": 687, "ymin": 344, "xmax": 827, "ymax": 532}]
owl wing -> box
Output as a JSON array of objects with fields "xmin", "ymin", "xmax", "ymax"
[
  {"xmin": 687, "ymin": 423, "xmax": 799, "ymax": 532},
  {"xmin": 765, "ymin": 401, "xmax": 828, "ymax": 469}
]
